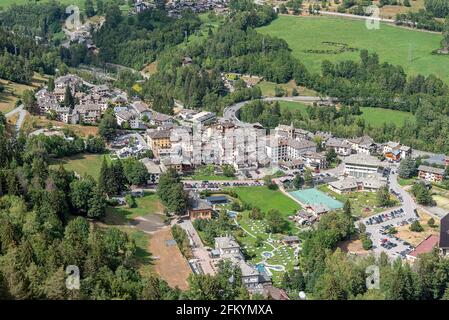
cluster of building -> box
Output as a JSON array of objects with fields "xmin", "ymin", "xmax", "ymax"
[
  {"xmin": 221, "ymin": 73, "xmax": 263, "ymax": 92},
  {"xmin": 114, "ymin": 100, "xmax": 172, "ymax": 130},
  {"xmin": 267, "ymin": 124, "xmax": 328, "ymax": 171},
  {"xmin": 133, "ymin": 0, "xmax": 229, "ymax": 16},
  {"xmin": 63, "ymin": 19, "xmax": 102, "ymax": 53},
  {"xmin": 321, "ymin": 134, "xmax": 412, "ymax": 161},
  {"xmin": 36, "ymin": 75, "xmax": 113, "ymax": 125},
  {"xmin": 36, "ymin": 75, "xmax": 175, "ymax": 132}
]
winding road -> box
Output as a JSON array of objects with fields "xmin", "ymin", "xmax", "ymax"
[{"xmin": 4, "ymin": 104, "xmax": 25, "ymax": 135}]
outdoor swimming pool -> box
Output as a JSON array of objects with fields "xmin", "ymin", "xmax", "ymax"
[{"xmin": 289, "ymin": 188, "xmax": 343, "ymax": 211}]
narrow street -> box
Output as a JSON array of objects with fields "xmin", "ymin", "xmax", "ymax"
[
  {"xmin": 4, "ymin": 104, "xmax": 25, "ymax": 135},
  {"xmin": 177, "ymin": 219, "xmax": 216, "ymax": 275}
]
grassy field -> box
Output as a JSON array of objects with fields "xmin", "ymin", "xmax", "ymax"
[
  {"xmin": 300, "ymin": 0, "xmax": 425, "ymax": 19},
  {"xmin": 432, "ymin": 186, "xmax": 449, "ymax": 210},
  {"xmin": 106, "ymin": 192, "xmax": 165, "ymax": 220},
  {"xmin": 278, "ymin": 101, "xmax": 310, "ymax": 116},
  {"xmin": 49, "ymin": 153, "xmax": 110, "ymax": 180},
  {"xmin": 100, "ymin": 192, "xmax": 166, "ymax": 277},
  {"xmin": 0, "ymin": 74, "xmax": 48, "ymax": 114},
  {"xmin": 258, "ymin": 16, "xmax": 449, "ymax": 82},
  {"xmin": 398, "ymin": 177, "xmax": 417, "ymax": 187},
  {"xmin": 357, "ymin": 107, "xmax": 415, "ymax": 127},
  {"xmin": 230, "ymin": 186, "xmax": 300, "ymax": 217},
  {"xmin": 277, "ymin": 100, "xmax": 415, "ymax": 128}
]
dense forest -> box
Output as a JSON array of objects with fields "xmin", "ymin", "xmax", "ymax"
[
  {"xmin": 93, "ymin": 5, "xmax": 202, "ymax": 69},
  {"xmin": 0, "ymin": 2, "xmax": 66, "ymax": 40}
]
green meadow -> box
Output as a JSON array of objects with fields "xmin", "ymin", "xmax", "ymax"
[
  {"xmin": 357, "ymin": 107, "xmax": 415, "ymax": 127},
  {"xmin": 49, "ymin": 153, "xmax": 110, "ymax": 181},
  {"xmin": 278, "ymin": 101, "xmax": 415, "ymax": 128},
  {"xmin": 230, "ymin": 186, "xmax": 301, "ymax": 217},
  {"xmin": 258, "ymin": 15, "xmax": 449, "ymax": 82}
]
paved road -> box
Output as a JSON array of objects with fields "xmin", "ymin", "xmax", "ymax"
[
  {"xmin": 223, "ymin": 96, "xmax": 332, "ymax": 123},
  {"xmin": 177, "ymin": 219, "xmax": 216, "ymax": 275},
  {"xmin": 4, "ymin": 105, "xmax": 25, "ymax": 135}
]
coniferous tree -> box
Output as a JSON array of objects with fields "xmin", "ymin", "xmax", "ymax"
[{"xmin": 63, "ymin": 86, "xmax": 75, "ymax": 109}]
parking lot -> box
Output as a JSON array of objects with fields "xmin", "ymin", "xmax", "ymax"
[
  {"xmin": 362, "ymin": 169, "xmax": 419, "ymax": 259},
  {"xmin": 183, "ymin": 180, "xmax": 264, "ymax": 190}
]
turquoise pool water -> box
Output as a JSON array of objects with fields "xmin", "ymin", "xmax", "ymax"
[{"xmin": 289, "ymin": 188, "xmax": 343, "ymax": 210}]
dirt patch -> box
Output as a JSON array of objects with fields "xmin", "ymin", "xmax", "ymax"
[
  {"xmin": 338, "ymin": 239, "xmax": 370, "ymax": 255},
  {"xmin": 141, "ymin": 61, "xmax": 158, "ymax": 76},
  {"xmin": 130, "ymin": 214, "xmax": 166, "ymax": 233},
  {"xmin": 396, "ymin": 210, "xmax": 439, "ymax": 247},
  {"xmin": 149, "ymin": 227, "xmax": 191, "ymax": 290}
]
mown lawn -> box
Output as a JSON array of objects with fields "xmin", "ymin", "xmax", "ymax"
[
  {"xmin": 278, "ymin": 101, "xmax": 310, "ymax": 116},
  {"xmin": 49, "ymin": 153, "xmax": 110, "ymax": 180},
  {"xmin": 258, "ymin": 16, "xmax": 449, "ymax": 82},
  {"xmin": 230, "ymin": 186, "xmax": 301, "ymax": 217},
  {"xmin": 106, "ymin": 192, "xmax": 165, "ymax": 220}
]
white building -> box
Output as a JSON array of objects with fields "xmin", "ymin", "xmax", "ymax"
[
  {"xmin": 191, "ymin": 111, "xmax": 216, "ymax": 125},
  {"xmin": 140, "ymin": 158, "xmax": 162, "ymax": 184},
  {"xmin": 350, "ymin": 135, "xmax": 376, "ymax": 155},
  {"xmin": 343, "ymin": 154, "xmax": 384, "ymax": 178},
  {"xmin": 325, "ymin": 137, "xmax": 352, "ymax": 156},
  {"xmin": 116, "ymin": 110, "xmax": 141, "ymax": 129}
]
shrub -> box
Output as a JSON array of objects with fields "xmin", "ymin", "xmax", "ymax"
[
  {"xmin": 362, "ymin": 237, "xmax": 373, "ymax": 250},
  {"xmin": 125, "ymin": 194, "xmax": 137, "ymax": 208},
  {"xmin": 410, "ymin": 220, "xmax": 424, "ymax": 232}
]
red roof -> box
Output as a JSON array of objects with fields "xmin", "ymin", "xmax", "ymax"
[{"xmin": 408, "ymin": 235, "xmax": 439, "ymax": 258}]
